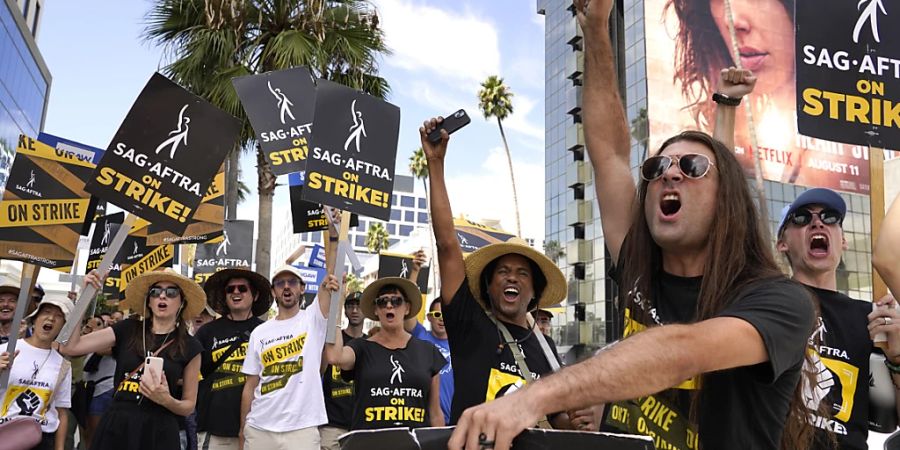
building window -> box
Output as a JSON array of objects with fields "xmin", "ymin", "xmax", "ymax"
[
  {"xmin": 404, "ymin": 211, "xmax": 414, "ymax": 222},
  {"xmin": 418, "ymin": 198, "xmax": 426, "ymax": 209},
  {"xmin": 387, "ymin": 224, "xmax": 396, "ymax": 234},
  {"xmin": 22, "ymin": 0, "xmax": 30, "ymax": 17},
  {"xmin": 355, "ymin": 235, "xmax": 366, "ymax": 248},
  {"xmin": 400, "ymin": 225, "xmax": 413, "ymax": 236},
  {"xmin": 31, "ymin": 3, "xmax": 39, "ymax": 36},
  {"xmin": 390, "ymin": 209, "xmax": 401, "ymax": 221},
  {"xmin": 401, "ymin": 196, "xmax": 415, "ymax": 207},
  {"xmin": 418, "ymin": 212, "xmax": 428, "ymax": 223}
]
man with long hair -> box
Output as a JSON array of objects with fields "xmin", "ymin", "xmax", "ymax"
[{"xmin": 446, "ymin": 0, "xmax": 815, "ymax": 449}]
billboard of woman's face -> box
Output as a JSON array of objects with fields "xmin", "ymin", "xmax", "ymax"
[{"xmin": 644, "ymin": 0, "xmax": 880, "ymax": 195}]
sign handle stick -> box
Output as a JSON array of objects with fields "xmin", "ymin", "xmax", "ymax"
[
  {"xmin": 57, "ymin": 214, "xmax": 138, "ymax": 344},
  {"xmin": 0, "ymin": 263, "xmax": 41, "ymax": 389},
  {"xmin": 325, "ymin": 210, "xmax": 351, "ymax": 344},
  {"xmin": 870, "ymin": 146, "xmax": 888, "ymax": 300}
]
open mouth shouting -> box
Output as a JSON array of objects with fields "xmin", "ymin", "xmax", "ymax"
[
  {"xmin": 503, "ymin": 286, "xmax": 520, "ymax": 303},
  {"xmin": 659, "ymin": 191, "xmax": 682, "ymax": 220},
  {"xmin": 808, "ymin": 232, "xmax": 830, "ymax": 258}
]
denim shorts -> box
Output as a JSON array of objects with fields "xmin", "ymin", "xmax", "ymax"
[{"xmin": 89, "ymin": 389, "xmax": 114, "ymax": 416}]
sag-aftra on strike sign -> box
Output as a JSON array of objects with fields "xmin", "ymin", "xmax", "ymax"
[{"xmin": 86, "ymin": 73, "xmax": 239, "ymax": 235}]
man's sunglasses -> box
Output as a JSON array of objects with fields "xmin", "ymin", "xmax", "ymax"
[
  {"xmin": 226, "ymin": 285, "xmax": 250, "ymax": 294},
  {"xmin": 640, "ymin": 154, "xmax": 715, "ymax": 181},
  {"xmin": 273, "ymin": 278, "xmax": 302, "ymax": 289},
  {"xmin": 149, "ymin": 286, "xmax": 181, "ymax": 298},
  {"xmin": 374, "ymin": 295, "xmax": 405, "ymax": 308},
  {"xmin": 427, "ymin": 311, "xmax": 443, "ymax": 320},
  {"xmin": 788, "ymin": 209, "xmax": 843, "ymax": 227}
]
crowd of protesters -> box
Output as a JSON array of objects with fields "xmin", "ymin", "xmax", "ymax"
[{"xmin": 0, "ymin": 1, "xmax": 898, "ymax": 449}]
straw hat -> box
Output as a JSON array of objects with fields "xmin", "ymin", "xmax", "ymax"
[
  {"xmin": 203, "ymin": 268, "xmax": 273, "ymax": 316},
  {"xmin": 359, "ymin": 277, "xmax": 422, "ymax": 321},
  {"xmin": 464, "ymin": 238, "xmax": 566, "ymax": 311},
  {"xmin": 121, "ymin": 269, "xmax": 207, "ymax": 320}
]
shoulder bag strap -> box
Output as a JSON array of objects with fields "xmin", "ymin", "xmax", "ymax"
[
  {"xmin": 486, "ymin": 313, "xmax": 553, "ymax": 429},
  {"xmin": 123, "ymin": 339, "xmax": 174, "ymax": 381},
  {"xmin": 201, "ymin": 330, "xmax": 251, "ymax": 379}
]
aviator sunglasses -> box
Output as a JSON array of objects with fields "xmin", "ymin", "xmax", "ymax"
[
  {"xmin": 374, "ymin": 295, "xmax": 405, "ymax": 308},
  {"xmin": 640, "ymin": 154, "xmax": 715, "ymax": 181},
  {"xmin": 788, "ymin": 209, "xmax": 843, "ymax": 227}
]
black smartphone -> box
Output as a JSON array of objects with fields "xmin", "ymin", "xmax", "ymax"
[{"xmin": 427, "ymin": 109, "xmax": 471, "ymax": 142}]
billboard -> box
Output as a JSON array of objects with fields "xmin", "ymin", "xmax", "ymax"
[{"xmin": 643, "ymin": 0, "xmax": 885, "ymax": 194}]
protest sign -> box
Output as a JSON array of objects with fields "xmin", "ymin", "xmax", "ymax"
[
  {"xmin": 232, "ymin": 67, "xmax": 316, "ymax": 175},
  {"xmin": 119, "ymin": 241, "xmax": 177, "ymax": 295},
  {"xmin": 378, "ymin": 252, "xmax": 428, "ymax": 293},
  {"xmin": 339, "ymin": 427, "xmax": 654, "ymax": 450},
  {"xmin": 293, "ymin": 264, "xmax": 326, "ymax": 294},
  {"xmin": 302, "ymin": 79, "xmax": 400, "ymax": 220},
  {"xmin": 38, "ymin": 132, "xmax": 108, "ymax": 222},
  {"xmin": 796, "ymin": 0, "xmax": 900, "ymax": 148},
  {"xmin": 193, "ymin": 219, "xmax": 254, "ymax": 285},
  {"xmin": 146, "ymin": 167, "xmax": 225, "ymax": 245},
  {"xmin": 0, "ymin": 135, "xmax": 99, "ymax": 270},
  {"xmin": 308, "ymin": 243, "xmax": 326, "ymax": 269},
  {"xmin": 288, "ymin": 171, "xmax": 328, "ymax": 232},
  {"xmin": 85, "ymin": 73, "xmax": 239, "ymax": 234},
  {"xmin": 454, "ymin": 217, "xmax": 516, "ymax": 254},
  {"xmin": 87, "ymin": 213, "xmax": 124, "ymax": 294}
]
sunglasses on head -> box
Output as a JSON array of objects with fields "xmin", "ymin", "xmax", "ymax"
[
  {"xmin": 427, "ymin": 311, "xmax": 443, "ymax": 320},
  {"xmin": 226, "ymin": 285, "xmax": 250, "ymax": 294},
  {"xmin": 640, "ymin": 153, "xmax": 715, "ymax": 181},
  {"xmin": 149, "ymin": 286, "xmax": 181, "ymax": 298},
  {"xmin": 374, "ymin": 295, "xmax": 405, "ymax": 308},
  {"xmin": 788, "ymin": 209, "xmax": 843, "ymax": 227}
]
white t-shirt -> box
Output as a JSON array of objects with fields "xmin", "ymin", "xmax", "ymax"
[
  {"xmin": 242, "ymin": 300, "xmax": 327, "ymax": 432},
  {"xmin": 84, "ymin": 354, "xmax": 116, "ymax": 396},
  {"xmin": 0, "ymin": 340, "xmax": 72, "ymax": 433}
]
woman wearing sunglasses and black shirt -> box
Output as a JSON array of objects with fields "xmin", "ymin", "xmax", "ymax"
[
  {"xmin": 324, "ymin": 277, "xmax": 445, "ymax": 430},
  {"xmin": 61, "ymin": 270, "xmax": 205, "ymax": 450}
]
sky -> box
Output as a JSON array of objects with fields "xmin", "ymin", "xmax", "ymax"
[{"xmin": 37, "ymin": 0, "xmax": 547, "ymax": 243}]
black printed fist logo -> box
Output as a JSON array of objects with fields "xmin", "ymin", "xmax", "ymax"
[{"xmin": 15, "ymin": 391, "xmax": 40, "ymax": 416}]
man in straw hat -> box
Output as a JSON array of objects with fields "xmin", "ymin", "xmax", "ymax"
[
  {"xmin": 195, "ymin": 268, "xmax": 273, "ymax": 450},
  {"xmin": 239, "ymin": 263, "xmax": 333, "ymax": 450},
  {"xmin": 440, "ymin": 2, "xmax": 816, "ymax": 450},
  {"xmin": 419, "ymin": 123, "xmax": 599, "ymax": 431}
]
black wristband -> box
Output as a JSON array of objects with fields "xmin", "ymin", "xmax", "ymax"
[
  {"xmin": 712, "ymin": 92, "xmax": 742, "ymax": 107},
  {"xmin": 884, "ymin": 357, "xmax": 900, "ymax": 374},
  {"xmin": 329, "ymin": 236, "xmax": 339, "ymax": 242}
]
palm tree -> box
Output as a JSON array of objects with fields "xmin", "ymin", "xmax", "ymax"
[
  {"xmin": 543, "ymin": 240, "xmax": 565, "ymax": 265},
  {"xmin": 344, "ymin": 272, "xmax": 363, "ymax": 294},
  {"xmin": 365, "ymin": 222, "xmax": 389, "ymax": 254},
  {"xmin": 478, "ymin": 75, "xmax": 521, "ymax": 237},
  {"xmin": 145, "ymin": 0, "xmax": 390, "ymax": 279}
]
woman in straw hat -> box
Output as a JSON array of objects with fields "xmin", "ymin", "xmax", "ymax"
[
  {"xmin": 0, "ymin": 293, "xmax": 75, "ymax": 450},
  {"xmin": 61, "ymin": 270, "xmax": 205, "ymax": 450},
  {"xmin": 323, "ymin": 276, "xmax": 445, "ymax": 430}
]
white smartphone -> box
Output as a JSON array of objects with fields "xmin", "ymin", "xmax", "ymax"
[{"xmin": 144, "ymin": 356, "xmax": 164, "ymax": 382}]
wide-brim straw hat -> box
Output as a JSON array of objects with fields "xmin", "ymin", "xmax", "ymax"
[
  {"xmin": 203, "ymin": 268, "xmax": 273, "ymax": 316},
  {"xmin": 122, "ymin": 269, "xmax": 207, "ymax": 320},
  {"xmin": 464, "ymin": 238, "xmax": 566, "ymax": 311},
  {"xmin": 360, "ymin": 277, "xmax": 422, "ymax": 321}
]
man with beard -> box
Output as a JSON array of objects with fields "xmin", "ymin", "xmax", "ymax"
[
  {"xmin": 195, "ymin": 268, "xmax": 273, "ymax": 450},
  {"xmin": 0, "ymin": 277, "xmax": 19, "ymax": 344},
  {"xmin": 240, "ymin": 265, "xmax": 331, "ymax": 450},
  {"xmin": 319, "ymin": 291, "xmax": 366, "ymax": 450},
  {"xmin": 443, "ymin": 0, "xmax": 815, "ymax": 449},
  {"xmin": 778, "ymin": 189, "xmax": 900, "ymax": 449}
]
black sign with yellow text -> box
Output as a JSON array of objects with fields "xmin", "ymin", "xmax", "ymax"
[
  {"xmin": 0, "ymin": 135, "xmax": 99, "ymax": 270},
  {"xmin": 797, "ymin": 0, "xmax": 900, "ymax": 147},
  {"xmin": 117, "ymin": 235, "xmax": 175, "ymax": 296},
  {"xmin": 87, "ymin": 213, "xmax": 124, "ymax": 298},
  {"xmin": 288, "ymin": 172, "xmax": 328, "ymax": 233},
  {"xmin": 146, "ymin": 167, "xmax": 225, "ymax": 245},
  {"xmin": 192, "ymin": 220, "xmax": 254, "ymax": 286},
  {"xmin": 85, "ymin": 73, "xmax": 239, "ymax": 234},
  {"xmin": 302, "ymin": 79, "xmax": 400, "ymax": 221},
  {"xmin": 232, "ymin": 67, "xmax": 316, "ymax": 175}
]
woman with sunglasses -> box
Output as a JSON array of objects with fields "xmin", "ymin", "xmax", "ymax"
[
  {"xmin": 61, "ymin": 270, "xmax": 205, "ymax": 450},
  {"xmin": 324, "ymin": 276, "xmax": 445, "ymax": 430}
]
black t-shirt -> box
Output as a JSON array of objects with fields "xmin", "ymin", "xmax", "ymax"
[
  {"xmin": 344, "ymin": 337, "xmax": 444, "ymax": 430},
  {"xmin": 111, "ymin": 319, "xmax": 203, "ymax": 414},
  {"xmin": 443, "ymin": 280, "xmax": 562, "ymax": 425},
  {"xmin": 603, "ymin": 271, "xmax": 814, "ymax": 450},
  {"xmin": 322, "ymin": 330, "xmax": 366, "ymax": 429},
  {"xmin": 805, "ymin": 286, "xmax": 872, "ymax": 450},
  {"xmin": 194, "ymin": 316, "xmax": 262, "ymax": 437}
]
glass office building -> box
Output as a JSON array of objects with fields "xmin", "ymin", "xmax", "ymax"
[
  {"xmin": 0, "ymin": 0, "xmax": 50, "ymax": 190},
  {"xmin": 537, "ymin": 0, "xmax": 876, "ymax": 356}
]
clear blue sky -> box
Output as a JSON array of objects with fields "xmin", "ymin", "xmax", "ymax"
[{"xmin": 38, "ymin": 0, "xmax": 547, "ymax": 240}]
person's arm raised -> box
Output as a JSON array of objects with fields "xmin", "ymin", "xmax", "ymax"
[
  {"xmin": 576, "ymin": 0, "xmax": 636, "ymax": 262},
  {"xmin": 420, "ymin": 119, "xmax": 465, "ymax": 304},
  {"xmin": 874, "ymin": 191, "xmax": 900, "ymax": 293},
  {"xmin": 712, "ymin": 67, "xmax": 757, "ymax": 151},
  {"xmin": 404, "ymin": 250, "xmax": 427, "ymax": 332}
]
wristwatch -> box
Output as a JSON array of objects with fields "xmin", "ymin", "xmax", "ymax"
[{"xmin": 712, "ymin": 92, "xmax": 742, "ymax": 107}]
